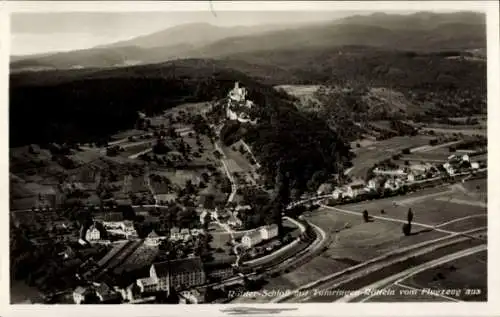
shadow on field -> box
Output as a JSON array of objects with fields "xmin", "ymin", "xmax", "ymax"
[{"xmin": 410, "ymin": 228, "xmax": 433, "ymax": 236}]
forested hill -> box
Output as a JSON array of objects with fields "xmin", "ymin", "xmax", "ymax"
[{"xmin": 10, "ymin": 59, "xmax": 297, "ymax": 147}]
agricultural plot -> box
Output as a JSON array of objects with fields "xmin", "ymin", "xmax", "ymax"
[
  {"xmin": 114, "ymin": 243, "xmax": 160, "ymax": 273},
  {"xmin": 342, "ymin": 195, "xmax": 485, "ymax": 228},
  {"xmin": 131, "ymin": 176, "xmax": 149, "ymax": 193},
  {"xmin": 97, "ymin": 241, "xmax": 129, "ymax": 267},
  {"xmin": 119, "ymin": 142, "xmax": 154, "ymax": 157},
  {"xmin": 349, "ymin": 135, "xmax": 434, "ymax": 178},
  {"xmin": 399, "ymin": 250, "xmax": 487, "ymax": 302}
]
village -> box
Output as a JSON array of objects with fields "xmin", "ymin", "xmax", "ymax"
[{"xmin": 10, "ymin": 81, "xmax": 487, "ymax": 305}]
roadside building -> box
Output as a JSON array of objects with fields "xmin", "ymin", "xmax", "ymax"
[
  {"xmin": 145, "ymin": 230, "xmax": 165, "ymax": 246},
  {"xmin": 462, "ymin": 154, "xmax": 470, "ymax": 162},
  {"xmin": 147, "ymin": 257, "xmax": 206, "ymax": 294},
  {"xmin": 471, "ymin": 162, "xmax": 480, "ymax": 169},
  {"xmin": 179, "ymin": 288, "xmax": 205, "ymax": 304},
  {"xmin": 346, "ymin": 180, "xmax": 367, "ymax": 198},
  {"xmin": 241, "ymin": 230, "xmax": 263, "ymax": 248},
  {"xmin": 259, "ymin": 224, "xmax": 279, "ymax": 240},
  {"xmin": 94, "ymin": 283, "xmax": 120, "ymax": 303},
  {"xmin": 136, "ymin": 276, "xmax": 159, "ymax": 294},
  {"xmin": 203, "ymin": 260, "xmax": 234, "ymax": 281},
  {"xmin": 366, "ymin": 179, "xmax": 381, "ymax": 191},
  {"xmin": 332, "ymin": 187, "xmax": 346, "ymax": 200},
  {"xmin": 316, "ymin": 183, "xmax": 334, "ymax": 195},
  {"xmin": 85, "ymin": 223, "xmax": 101, "ymax": 242}
]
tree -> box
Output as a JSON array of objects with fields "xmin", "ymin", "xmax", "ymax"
[
  {"xmin": 407, "ymin": 208, "xmax": 414, "ymax": 225},
  {"xmin": 362, "ymin": 209, "xmax": 369, "ymax": 222},
  {"xmin": 380, "ymin": 209, "xmax": 385, "ymax": 214}
]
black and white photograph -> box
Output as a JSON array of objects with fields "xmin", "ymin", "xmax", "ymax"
[{"xmin": 3, "ymin": 1, "xmax": 498, "ymax": 315}]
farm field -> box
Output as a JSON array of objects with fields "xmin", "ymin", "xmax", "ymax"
[
  {"xmin": 393, "ymin": 250, "xmax": 487, "ymax": 302},
  {"xmin": 253, "ymin": 178, "xmax": 488, "ymax": 298},
  {"xmin": 340, "ymin": 194, "xmax": 486, "ymax": 228},
  {"xmin": 114, "ymin": 243, "xmax": 159, "ymax": 274},
  {"xmin": 307, "ymin": 209, "xmax": 447, "ymax": 263},
  {"xmin": 349, "ymin": 135, "xmax": 435, "ymax": 178}
]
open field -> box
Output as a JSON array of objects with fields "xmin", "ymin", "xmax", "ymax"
[
  {"xmin": 253, "ymin": 179, "xmax": 487, "ymax": 298},
  {"xmin": 341, "ymin": 194, "xmax": 486, "ymax": 228},
  {"xmin": 400, "ymin": 250, "xmax": 487, "ymax": 301},
  {"xmin": 366, "ymin": 250, "xmax": 487, "ymax": 302},
  {"xmin": 349, "ymin": 135, "xmax": 435, "ymax": 178},
  {"xmin": 307, "ymin": 209, "xmax": 447, "ymax": 263}
]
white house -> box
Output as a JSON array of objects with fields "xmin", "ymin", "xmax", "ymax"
[
  {"xmin": 259, "ymin": 224, "xmax": 279, "ymax": 240},
  {"xmin": 462, "ymin": 154, "xmax": 470, "ymax": 162},
  {"xmin": 471, "ymin": 162, "xmax": 480, "ymax": 169},
  {"xmin": 366, "ymin": 179, "xmax": 381, "ymax": 191},
  {"xmin": 73, "ymin": 286, "xmax": 91, "ymax": 304},
  {"xmin": 443, "ymin": 163, "xmax": 455, "ymax": 175},
  {"xmin": 241, "ymin": 230, "xmax": 262, "ymax": 248},
  {"xmin": 332, "ymin": 187, "xmax": 345, "ymax": 199},
  {"xmin": 407, "ymin": 173, "xmax": 415, "ymax": 182},
  {"xmin": 85, "ymin": 224, "xmax": 101, "ymax": 241},
  {"xmin": 346, "ymin": 180, "xmax": 366, "ymax": 198},
  {"xmin": 145, "ymin": 230, "xmax": 165, "ymax": 246}
]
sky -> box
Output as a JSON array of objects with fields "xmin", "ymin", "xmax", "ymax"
[{"xmin": 10, "ymin": 11, "xmax": 376, "ymax": 55}]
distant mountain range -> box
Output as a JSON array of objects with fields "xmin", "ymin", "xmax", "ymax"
[{"xmin": 11, "ymin": 11, "xmax": 486, "ymax": 72}]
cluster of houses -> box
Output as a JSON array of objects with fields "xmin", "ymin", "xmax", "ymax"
[
  {"xmin": 226, "ymin": 82, "xmax": 257, "ymax": 124},
  {"xmin": 318, "ymin": 155, "xmax": 482, "ymax": 201},
  {"xmin": 74, "ymin": 256, "xmax": 234, "ymax": 304},
  {"xmin": 241, "ymin": 224, "xmax": 279, "ymax": 249}
]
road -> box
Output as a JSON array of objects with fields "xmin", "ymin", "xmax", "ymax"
[{"xmin": 214, "ymin": 142, "xmax": 238, "ymax": 203}]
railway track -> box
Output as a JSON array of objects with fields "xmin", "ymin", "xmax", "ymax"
[{"xmin": 274, "ymin": 227, "xmax": 486, "ymax": 303}]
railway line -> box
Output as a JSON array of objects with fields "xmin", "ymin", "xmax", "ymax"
[{"xmin": 274, "ymin": 227, "xmax": 486, "ymax": 303}]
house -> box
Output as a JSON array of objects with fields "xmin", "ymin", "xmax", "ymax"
[
  {"xmin": 462, "ymin": 154, "xmax": 470, "ymax": 162},
  {"xmin": 409, "ymin": 164, "xmax": 432, "ymax": 175},
  {"xmin": 145, "ymin": 230, "xmax": 165, "ymax": 246},
  {"xmin": 241, "ymin": 230, "xmax": 263, "ymax": 248},
  {"xmin": 317, "ymin": 183, "xmax": 334, "ymax": 195},
  {"xmin": 384, "ymin": 179, "xmax": 402, "ymax": 191},
  {"xmin": 471, "ymin": 162, "xmax": 480, "ymax": 169},
  {"xmin": 373, "ymin": 168, "xmax": 407, "ymax": 177},
  {"xmin": 443, "ymin": 163, "xmax": 455, "ymax": 176},
  {"xmin": 204, "ymin": 261, "xmax": 234, "ymax": 280},
  {"xmin": 346, "ymin": 180, "xmax": 366, "ymax": 198},
  {"xmin": 94, "ymin": 283, "xmax": 120, "ymax": 303},
  {"xmin": 170, "ymin": 227, "xmax": 181, "ymax": 241},
  {"xmin": 85, "ymin": 223, "xmax": 101, "ymax": 242},
  {"xmin": 73, "ymin": 286, "xmax": 91, "ymax": 304},
  {"xmin": 149, "ymin": 257, "xmax": 206, "ymax": 294},
  {"xmin": 407, "ymin": 173, "xmax": 415, "ymax": 182},
  {"xmin": 190, "ymin": 229, "xmax": 204, "ymax": 237},
  {"xmin": 179, "ymin": 288, "xmax": 205, "ymax": 304},
  {"xmin": 332, "ymin": 187, "xmax": 345, "ymax": 200},
  {"xmin": 259, "ymin": 224, "xmax": 279, "ymax": 241},
  {"xmin": 366, "ymin": 179, "xmax": 381, "ymax": 191},
  {"xmin": 120, "ymin": 220, "xmax": 138, "ymax": 239},
  {"xmin": 118, "ymin": 283, "xmax": 139, "ymax": 302},
  {"xmin": 136, "ymin": 276, "xmax": 159, "ymax": 294}
]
